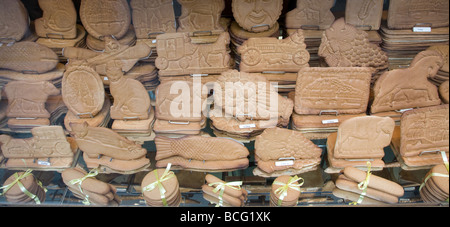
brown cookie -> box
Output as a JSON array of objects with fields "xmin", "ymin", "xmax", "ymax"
[
  {"xmin": 399, "ymin": 105, "xmax": 449, "ymax": 164},
  {"xmin": 318, "ymin": 18, "xmax": 388, "ymax": 70},
  {"xmin": 35, "ymin": 0, "xmax": 77, "ymax": 39},
  {"xmin": 62, "ymin": 64, "xmax": 105, "ymax": 118},
  {"xmin": 177, "ymin": 0, "xmax": 225, "ymax": 33},
  {"xmin": 285, "ymin": 0, "xmax": 335, "ymax": 30},
  {"xmin": 130, "ymin": 0, "xmax": 176, "ymax": 39},
  {"xmin": 0, "ymin": 0, "xmax": 29, "ymax": 42},
  {"xmin": 238, "ymin": 29, "xmax": 310, "ymax": 73},
  {"xmin": 388, "ymin": 0, "xmax": 449, "ymax": 29},
  {"xmin": 80, "ymin": 0, "xmax": 131, "ymax": 40},
  {"xmin": 232, "ymin": 0, "xmax": 283, "ymax": 32},
  {"xmin": 0, "ymin": 41, "xmax": 59, "ymax": 74},
  {"xmin": 295, "ymin": 67, "xmax": 373, "ymax": 115},
  {"xmin": 371, "ymin": 50, "xmax": 443, "ymax": 113},
  {"xmin": 345, "ymin": 0, "xmax": 384, "ymax": 31},
  {"xmin": 334, "ymin": 116, "xmax": 395, "ymax": 160}
]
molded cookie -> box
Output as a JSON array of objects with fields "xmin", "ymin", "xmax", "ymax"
[
  {"xmin": 130, "ymin": 0, "xmax": 176, "ymax": 39},
  {"xmin": 318, "ymin": 18, "xmax": 388, "ymax": 70},
  {"xmin": 238, "ymin": 29, "xmax": 310, "ymax": 73},
  {"xmin": 334, "ymin": 116, "xmax": 395, "ymax": 159},
  {"xmin": 345, "ymin": 0, "xmax": 384, "ymax": 31},
  {"xmin": 80, "ymin": 0, "xmax": 131, "ymax": 40},
  {"xmin": 177, "ymin": 0, "xmax": 225, "ymax": 33},
  {"xmin": 295, "ymin": 67, "xmax": 373, "ymax": 115},
  {"xmin": 62, "ymin": 64, "xmax": 105, "ymax": 118},
  {"xmin": 0, "ymin": 0, "xmax": 29, "ymax": 42},
  {"xmin": 371, "ymin": 50, "xmax": 443, "ymax": 113},
  {"xmin": 388, "ymin": 0, "xmax": 449, "ymax": 29},
  {"xmin": 232, "ymin": 0, "xmax": 283, "ymax": 32},
  {"xmin": 35, "ymin": 0, "xmax": 77, "ymax": 39},
  {"xmin": 285, "ymin": 0, "xmax": 335, "ymax": 30},
  {"xmin": 0, "ymin": 42, "xmax": 59, "ymax": 74}
]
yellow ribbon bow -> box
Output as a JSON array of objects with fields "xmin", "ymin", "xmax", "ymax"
[
  {"xmin": 273, "ymin": 176, "xmax": 304, "ymax": 207},
  {"xmin": 142, "ymin": 163, "xmax": 175, "ymax": 207},
  {"xmin": 350, "ymin": 162, "xmax": 372, "ymax": 205},
  {"xmin": 69, "ymin": 168, "xmax": 99, "ymax": 205},
  {"xmin": 0, "ymin": 169, "xmax": 46, "ymax": 204},
  {"xmin": 209, "ymin": 181, "xmax": 243, "ymax": 207}
]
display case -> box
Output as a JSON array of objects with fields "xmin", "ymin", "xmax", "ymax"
[{"xmin": 0, "ymin": 0, "xmax": 448, "ymax": 208}]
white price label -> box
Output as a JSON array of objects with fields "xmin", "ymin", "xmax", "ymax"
[
  {"xmin": 37, "ymin": 160, "xmax": 51, "ymax": 166},
  {"xmin": 275, "ymin": 160, "xmax": 294, "ymax": 167},
  {"xmin": 413, "ymin": 27, "xmax": 431, "ymax": 32},
  {"xmin": 239, "ymin": 124, "xmax": 256, "ymax": 129},
  {"xmin": 322, "ymin": 119, "xmax": 339, "ymax": 124}
]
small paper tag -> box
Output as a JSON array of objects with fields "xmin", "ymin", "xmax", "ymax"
[
  {"xmin": 191, "ymin": 74, "xmax": 208, "ymax": 77},
  {"xmin": 103, "ymin": 77, "xmax": 108, "ymax": 81},
  {"xmin": 413, "ymin": 27, "xmax": 431, "ymax": 32},
  {"xmin": 239, "ymin": 124, "xmax": 256, "ymax": 129},
  {"xmin": 37, "ymin": 160, "xmax": 51, "ymax": 166},
  {"xmin": 322, "ymin": 119, "xmax": 339, "ymax": 124},
  {"xmin": 275, "ymin": 160, "xmax": 294, "ymax": 167},
  {"xmin": 152, "ymin": 39, "xmax": 157, "ymax": 44}
]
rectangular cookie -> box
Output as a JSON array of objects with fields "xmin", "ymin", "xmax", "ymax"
[{"xmin": 295, "ymin": 67, "xmax": 372, "ymax": 115}]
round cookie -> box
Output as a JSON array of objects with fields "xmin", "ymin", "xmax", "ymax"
[
  {"xmin": 80, "ymin": 0, "xmax": 131, "ymax": 40},
  {"xmin": 3, "ymin": 172, "xmax": 36, "ymax": 197},
  {"xmin": 430, "ymin": 164, "xmax": 449, "ymax": 194},
  {"xmin": 271, "ymin": 175, "xmax": 301, "ymax": 206},
  {"xmin": 141, "ymin": 168, "xmax": 180, "ymax": 205}
]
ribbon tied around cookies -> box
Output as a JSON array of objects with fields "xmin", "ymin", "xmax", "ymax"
[
  {"xmin": 69, "ymin": 168, "xmax": 99, "ymax": 205},
  {"xmin": 142, "ymin": 163, "xmax": 175, "ymax": 207},
  {"xmin": 350, "ymin": 162, "xmax": 372, "ymax": 205},
  {"xmin": 0, "ymin": 169, "xmax": 47, "ymax": 204},
  {"xmin": 273, "ymin": 175, "xmax": 304, "ymax": 207},
  {"xmin": 419, "ymin": 151, "xmax": 449, "ymax": 202},
  {"xmin": 208, "ymin": 181, "xmax": 243, "ymax": 207}
]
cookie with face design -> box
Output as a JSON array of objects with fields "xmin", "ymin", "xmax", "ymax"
[{"xmin": 232, "ymin": 0, "xmax": 283, "ymax": 32}]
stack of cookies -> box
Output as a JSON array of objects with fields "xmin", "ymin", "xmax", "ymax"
[
  {"xmin": 419, "ymin": 164, "xmax": 449, "ymax": 204},
  {"xmin": 334, "ymin": 166, "xmax": 404, "ymax": 205},
  {"xmin": 270, "ymin": 175, "xmax": 303, "ymax": 207},
  {"xmin": 154, "ymin": 80, "xmax": 207, "ymax": 136},
  {"xmin": 326, "ymin": 116, "xmax": 395, "ymax": 172},
  {"xmin": 155, "ymin": 135, "xmax": 250, "ymax": 172},
  {"xmin": 381, "ymin": 0, "xmax": 449, "ymax": 70},
  {"xmin": 140, "ymin": 166, "xmax": 181, "ymax": 207},
  {"xmin": 62, "ymin": 168, "xmax": 121, "ymax": 206},
  {"xmin": 254, "ymin": 128, "xmax": 322, "ymax": 177},
  {"xmin": 202, "ymin": 174, "xmax": 247, "ymax": 207},
  {"xmin": 1, "ymin": 170, "xmax": 46, "ymax": 204},
  {"xmin": 292, "ymin": 67, "xmax": 372, "ymax": 140},
  {"xmin": 390, "ymin": 105, "xmax": 449, "ymax": 169},
  {"xmin": 210, "ymin": 70, "xmax": 293, "ymax": 141},
  {"xmin": 34, "ymin": 0, "xmax": 86, "ymax": 63}
]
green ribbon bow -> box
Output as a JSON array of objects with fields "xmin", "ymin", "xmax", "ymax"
[
  {"xmin": 350, "ymin": 162, "xmax": 372, "ymax": 205},
  {"xmin": 419, "ymin": 152, "xmax": 449, "ymax": 202},
  {"xmin": 273, "ymin": 175, "xmax": 304, "ymax": 207},
  {"xmin": 142, "ymin": 163, "xmax": 175, "ymax": 207},
  {"xmin": 0, "ymin": 169, "xmax": 47, "ymax": 204},
  {"xmin": 69, "ymin": 168, "xmax": 99, "ymax": 205},
  {"xmin": 209, "ymin": 181, "xmax": 243, "ymax": 207}
]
